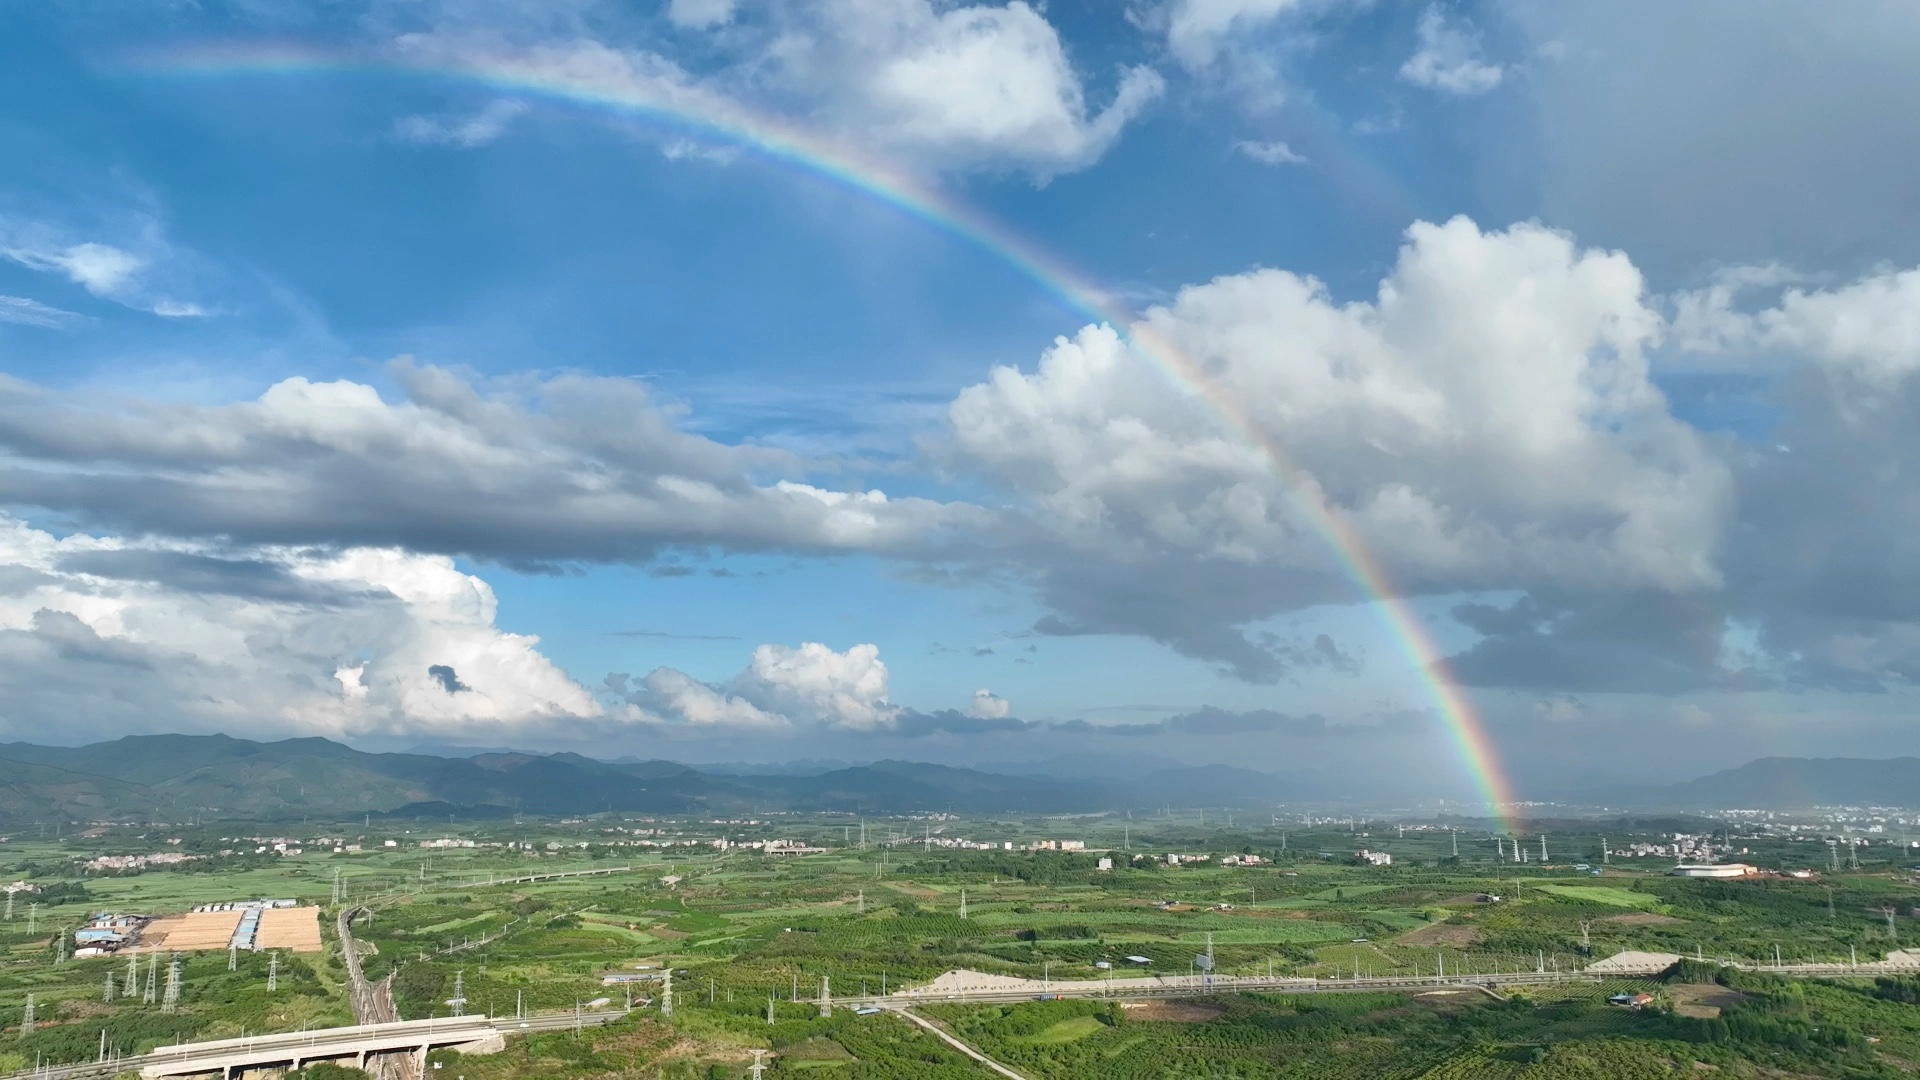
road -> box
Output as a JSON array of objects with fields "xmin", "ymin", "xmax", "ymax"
[{"xmin": 831, "ymin": 968, "xmax": 1599, "ymax": 1010}]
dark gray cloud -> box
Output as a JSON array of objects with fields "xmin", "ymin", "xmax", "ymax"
[
  {"xmin": 1499, "ymin": 0, "xmax": 1920, "ymax": 280},
  {"xmin": 427, "ymin": 664, "xmax": 470, "ymax": 694},
  {"xmin": 1029, "ymin": 576, "xmax": 1361, "ymax": 684},
  {"xmin": 56, "ymin": 549, "xmax": 389, "ymax": 607},
  {"xmin": 29, "ymin": 608, "xmax": 154, "ymax": 670},
  {"xmin": 1445, "ymin": 590, "xmax": 1754, "ymax": 694},
  {"xmin": 1718, "ymin": 366, "xmax": 1920, "ymax": 691},
  {"xmin": 0, "ymin": 360, "xmax": 972, "ymax": 566}
]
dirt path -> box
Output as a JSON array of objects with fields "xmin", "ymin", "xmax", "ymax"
[{"xmin": 895, "ymin": 1008, "xmax": 1030, "ymax": 1080}]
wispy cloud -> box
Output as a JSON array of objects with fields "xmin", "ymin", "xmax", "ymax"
[
  {"xmin": 661, "ymin": 139, "xmax": 741, "ymax": 165},
  {"xmin": 392, "ymin": 99, "xmax": 529, "ymax": 149},
  {"xmin": 1233, "ymin": 139, "xmax": 1305, "ymax": 165},
  {"xmin": 0, "ymin": 295, "xmax": 84, "ymax": 329},
  {"xmin": 1400, "ymin": 6, "xmax": 1503, "ymax": 96},
  {"xmin": 0, "ymin": 218, "xmax": 209, "ymax": 318}
]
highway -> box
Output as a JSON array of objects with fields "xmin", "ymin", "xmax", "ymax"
[
  {"xmin": 827, "ymin": 968, "xmax": 1600, "ymax": 1010},
  {"xmin": 451, "ymin": 866, "xmax": 640, "ymax": 888},
  {"xmin": 45, "ymin": 956, "xmax": 1899, "ymax": 1078}
]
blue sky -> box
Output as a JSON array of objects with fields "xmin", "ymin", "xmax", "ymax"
[{"xmin": 3, "ymin": 0, "xmax": 1920, "ymax": 798}]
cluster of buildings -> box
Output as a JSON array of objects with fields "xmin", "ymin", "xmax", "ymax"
[
  {"xmin": 82, "ymin": 852, "xmax": 199, "ymax": 873},
  {"xmin": 72, "ymin": 912, "xmax": 147, "ymax": 956},
  {"xmin": 913, "ymin": 836, "xmax": 1005, "ymax": 851},
  {"xmin": 1354, "ymin": 850, "xmax": 1394, "ymax": 867},
  {"xmin": 204, "ymin": 836, "xmax": 318, "ymax": 857},
  {"xmin": 1609, "ymin": 834, "xmax": 1734, "ymax": 862},
  {"xmin": 708, "ymin": 838, "xmax": 828, "ymax": 855}
]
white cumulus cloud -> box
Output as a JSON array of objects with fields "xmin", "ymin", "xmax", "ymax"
[
  {"xmin": 968, "ymin": 688, "xmax": 1010, "ymax": 719},
  {"xmin": 618, "ymin": 641, "xmax": 902, "ymax": 732},
  {"xmin": 944, "ymin": 216, "xmax": 1728, "ymax": 678},
  {"xmin": 0, "ymin": 517, "xmax": 603, "ymax": 742}
]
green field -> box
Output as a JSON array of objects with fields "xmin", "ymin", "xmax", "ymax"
[
  {"xmin": 0, "ymin": 813, "xmax": 1909, "ymax": 1076},
  {"xmin": 1531, "ymin": 884, "xmax": 1665, "ymax": 909}
]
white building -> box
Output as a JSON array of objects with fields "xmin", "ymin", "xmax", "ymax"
[{"xmin": 1670, "ymin": 863, "xmax": 1755, "ymax": 878}]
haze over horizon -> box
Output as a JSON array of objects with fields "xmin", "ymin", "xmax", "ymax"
[{"xmin": 4, "ymin": 1, "xmax": 1920, "ymax": 804}]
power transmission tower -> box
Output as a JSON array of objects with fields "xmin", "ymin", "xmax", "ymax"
[
  {"xmin": 1540, "ymin": 835, "xmax": 1549, "ymax": 863},
  {"xmin": 661, "ymin": 967, "xmax": 672, "ymax": 1018},
  {"xmin": 750, "ymin": 1049, "xmax": 768, "ymax": 1080},
  {"xmin": 1601, "ymin": 837, "xmax": 1610, "ymax": 865},
  {"xmin": 818, "ymin": 976, "xmax": 831, "ymax": 1018},
  {"xmin": 267, "ymin": 952, "xmax": 279, "ymax": 992},
  {"xmin": 449, "ymin": 970, "xmax": 466, "ymax": 1016},
  {"xmin": 27, "ymin": 903, "xmax": 37, "ymax": 934},
  {"xmin": 332, "ymin": 868, "xmax": 344, "ymax": 904},
  {"xmin": 1579, "ymin": 921, "xmax": 1590, "ymax": 949},
  {"xmin": 856, "ymin": 889, "xmax": 864, "ymax": 914},
  {"xmin": 1451, "ymin": 829, "xmax": 1458, "ymax": 858},
  {"xmin": 143, "ymin": 954, "xmax": 157, "ymax": 1005},
  {"xmin": 959, "ymin": 890, "xmax": 967, "ymax": 919},
  {"xmin": 103, "ymin": 971, "xmax": 114, "ymax": 1003},
  {"xmin": 124, "ymin": 955, "xmax": 138, "ymax": 999},
  {"xmin": 161, "ymin": 954, "xmax": 181, "ymax": 1014},
  {"xmin": 56, "ymin": 929, "xmax": 67, "ymax": 964},
  {"xmin": 1886, "ymin": 907, "xmax": 1900, "ymax": 944},
  {"xmin": 20, "ymin": 994, "xmax": 33, "ymax": 1035},
  {"xmin": 228, "ymin": 945, "xmax": 237, "ymax": 972},
  {"xmin": 767, "ymin": 994, "xmax": 775, "ymax": 1024}
]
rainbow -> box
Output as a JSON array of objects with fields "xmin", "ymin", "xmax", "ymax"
[{"xmin": 124, "ymin": 42, "xmax": 1522, "ymax": 828}]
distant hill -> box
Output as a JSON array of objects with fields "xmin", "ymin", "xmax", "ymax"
[
  {"xmin": 1604, "ymin": 757, "xmax": 1920, "ymax": 810},
  {"xmin": 0, "ymin": 734, "xmax": 1301, "ymax": 822}
]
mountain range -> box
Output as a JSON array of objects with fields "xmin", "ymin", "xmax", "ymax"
[
  {"xmin": 1597, "ymin": 756, "xmax": 1920, "ymax": 811},
  {"xmin": 0, "ymin": 735, "xmax": 1910, "ymax": 822},
  {"xmin": 0, "ymin": 734, "xmax": 1292, "ymax": 822}
]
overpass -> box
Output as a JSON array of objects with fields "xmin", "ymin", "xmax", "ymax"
[
  {"xmin": 139, "ymin": 1017, "xmax": 504, "ymax": 1078},
  {"xmin": 0, "ymin": 1013, "xmax": 627, "ymax": 1080}
]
